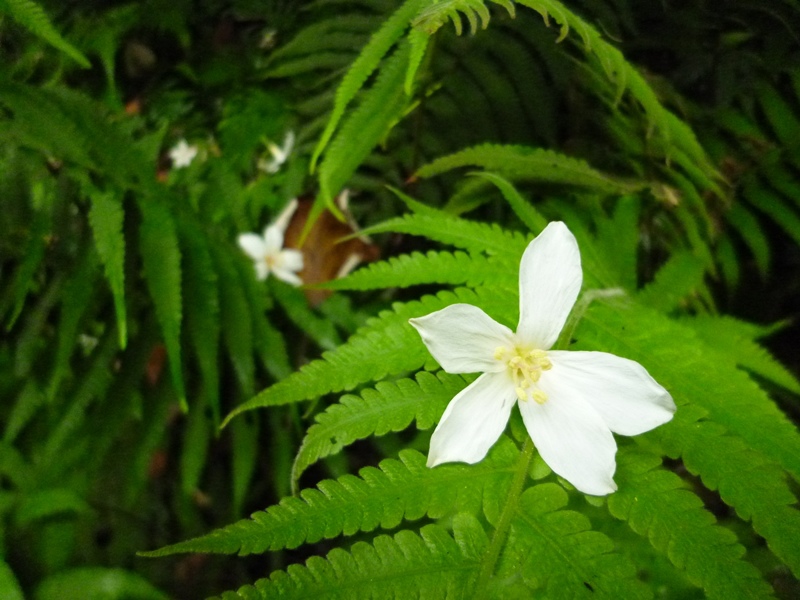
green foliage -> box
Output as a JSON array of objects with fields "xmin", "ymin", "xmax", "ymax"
[{"xmin": 3, "ymin": 0, "xmax": 800, "ymax": 597}]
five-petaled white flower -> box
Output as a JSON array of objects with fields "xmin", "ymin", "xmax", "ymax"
[
  {"xmin": 238, "ymin": 199, "xmax": 304, "ymax": 286},
  {"xmin": 169, "ymin": 139, "xmax": 198, "ymax": 168},
  {"xmin": 258, "ymin": 131, "xmax": 295, "ymax": 174},
  {"xmin": 409, "ymin": 222, "xmax": 676, "ymax": 496}
]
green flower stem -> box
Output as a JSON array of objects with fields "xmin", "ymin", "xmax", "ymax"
[
  {"xmin": 474, "ymin": 437, "xmax": 535, "ymax": 599},
  {"xmin": 557, "ymin": 287, "xmax": 625, "ymax": 350}
]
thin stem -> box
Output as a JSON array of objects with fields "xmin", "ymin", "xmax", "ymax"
[
  {"xmin": 474, "ymin": 438, "xmax": 535, "ymax": 599},
  {"xmin": 556, "ymin": 287, "xmax": 625, "ymax": 350}
]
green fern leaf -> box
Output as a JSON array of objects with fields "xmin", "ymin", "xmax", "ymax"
[
  {"xmin": 635, "ymin": 251, "xmax": 708, "ymax": 313},
  {"xmin": 659, "ymin": 417, "xmax": 800, "ymax": 580},
  {"xmin": 404, "ymin": 27, "xmax": 429, "ymax": 94},
  {"xmin": 610, "ymin": 449, "xmax": 773, "ymax": 599},
  {"xmin": 141, "ymin": 442, "xmax": 517, "ymax": 556},
  {"xmin": 138, "ymin": 199, "xmax": 185, "ymax": 411},
  {"xmin": 2, "ymin": 206, "xmax": 48, "ymax": 329},
  {"xmin": 359, "ymin": 211, "xmax": 528, "ymax": 258},
  {"xmin": 214, "ymin": 247, "xmax": 254, "ymax": 400},
  {"xmin": 214, "ymin": 517, "xmax": 486, "ymax": 600},
  {"xmin": 318, "ymin": 41, "xmax": 411, "ymax": 204},
  {"xmin": 470, "ymin": 172, "xmax": 549, "ymax": 233},
  {"xmin": 178, "ymin": 220, "xmax": 220, "ymax": 421},
  {"xmin": 87, "ymin": 187, "xmax": 127, "ymax": 348},
  {"xmin": 580, "ymin": 300, "xmax": 800, "ymax": 482},
  {"xmin": 681, "ymin": 315, "xmax": 800, "ymax": 395},
  {"xmin": 223, "ymin": 287, "xmax": 500, "ymax": 425},
  {"xmin": 311, "ymin": 0, "xmax": 427, "ymax": 171},
  {"xmin": 413, "ymin": 0, "xmax": 515, "ymax": 35},
  {"xmin": 292, "ymin": 371, "xmax": 469, "ymax": 486},
  {"xmin": 725, "ymin": 203, "xmax": 770, "ymax": 276},
  {"xmin": 47, "ymin": 248, "xmax": 98, "ymax": 399},
  {"xmin": 0, "ymin": 0, "xmax": 91, "ymax": 67},
  {"xmin": 324, "ymin": 250, "xmax": 509, "ymax": 291},
  {"xmin": 743, "ymin": 179, "xmax": 800, "ymax": 247},
  {"xmin": 416, "ymin": 144, "xmax": 641, "ymax": 194},
  {"xmin": 497, "ymin": 483, "xmax": 650, "ymax": 598}
]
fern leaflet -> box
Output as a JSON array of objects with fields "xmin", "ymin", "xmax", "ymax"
[
  {"xmin": 141, "ymin": 442, "xmax": 517, "ymax": 556},
  {"xmin": 416, "ymin": 144, "xmax": 642, "ymax": 194}
]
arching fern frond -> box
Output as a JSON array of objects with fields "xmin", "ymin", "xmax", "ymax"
[
  {"xmin": 416, "ymin": 144, "xmax": 644, "ymax": 194},
  {"xmin": 323, "ymin": 249, "xmax": 508, "ymax": 291},
  {"xmin": 311, "ymin": 0, "xmax": 427, "ymax": 171},
  {"xmin": 413, "ymin": 0, "xmax": 516, "ymax": 36},
  {"xmin": 213, "ymin": 517, "xmax": 487, "ymax": 600},
  {"xmin": 610, "ymin": 449, "xmax": 774, "ymax": 599},
  {"xmin": 142, "ymin": 442, "xmax": 517, "ymax": 557},
  {"xmin": 291, "ymin": 371, "xmax": 469, "ymax": 487},
  {"xmin": 1, "ymin": 0, "xmax": 91, "ymax": 67}
]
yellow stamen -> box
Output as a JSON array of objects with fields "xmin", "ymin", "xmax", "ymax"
[{"xmin": 496, "ymin": 344, "xmax": 552, "ymax": 404}]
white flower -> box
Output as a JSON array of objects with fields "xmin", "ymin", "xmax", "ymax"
[
  {"xmin": 258, "ymin": 131, "xmax": 295, "ymax": 174},
  {"xmin": 409, "ymin": 222, "xmax": 676, "ymax": 495},
  {"xmin": 238, "ymin": 199, "xmax": 304, "ymax": 286},
  {"xmin": 169, "ymin": 139, "xmax": 198, "ymax": 168}
]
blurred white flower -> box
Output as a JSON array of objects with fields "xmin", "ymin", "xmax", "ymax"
[
  {"xmin": 238, "ymin": 199, "xmax": 304, "ymax": 286},
  {"xmin": 169, "ymin": 139, "xmax": 198, "ymax": 168},
  {"xmin": 258, "ymin": 131, "xmax": 295, "ymax": 174},
  {"xmin": 409, "ymin": 222, "xmax": 676, "ymax": 496}
]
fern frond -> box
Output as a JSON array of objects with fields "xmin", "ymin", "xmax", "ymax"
[
  {"xmin": 214, "ymin": 517, "xmax": 486, "ymax": 600},
  {"xmin": 87, "ymin": 187, "xmax": 127, "ymax": 348},
  {"xmin": 471, "ymin": 172, "xmax": 549, "ymax": 233},
  {"xmin": 413, "ymin": 0, "xmax": 515, "ymax": 36},
  {"xmin": 359, "ymin": 211, "xmax": 528, "ymax": 258},
  {"xmin": 610, "ymin": 449, "xmax": 774, "ymax": 599},
  {"xmin": 1, "ymin": 0, "xmax": 91, "ymax": 67},
  {"xmin": 581, "ymin": 300, "xmax": 800, "ymax": 482},
  {"xmin": 416, "ymin": 144, "xmax": 642, "ymax": 194},
  {"xmin": 292, "ymin": 371, "xmax": 468, "ymax": 486},
  {"xmin": 223, "ymin": 287, "xmax": 505, "ymax": 425},
  {"xmin": 318, "ymin": 41, "xmax": 411, "ymax": 205},
  {"xmin": 138, "ymin": 199, "xmax": 185, "ymax": 411},
  {"xmin": 142, "ymin": 442, "xmax": 517, "ymax": 556},
  {"xmin": 660, "ymin": 418, "xmax": 800, "ymax": 579},
  {"xmin": 499, "ymin": 483, "xmax": 650, "ymax": 598},
  {"xmin": 635, "ymin": 251, "xmax": 708, "ymax": 313},
  {"xmin": 726, "ymin": 203, "xmax": 770, "ymax": 276},
  {"xmin": 311, "ymin": 0, "xmax": 427, "ymax": 170},
  {"xmin": 324, "ymin": 249, "xmax": 509, "ymax": 291},
  {"xmin": 681, "ymin": 315, "xmax": 800, "ymax": 395}
]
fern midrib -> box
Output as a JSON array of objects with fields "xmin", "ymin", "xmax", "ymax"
[{"xmin": 474, "ymin": 438, "xmax": 534, "ymax": 599}]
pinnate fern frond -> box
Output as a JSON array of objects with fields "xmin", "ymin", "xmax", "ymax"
[
  {"xmin": 214, "ymin": 516, "xmax": 487, "ymax": 600},
  {"xmin": 87, "ymin": 187, "xmax": 127, "ymax": 348},
  {"xmin": 142, "ymin": 442, "xmax": 517, "ymax": 557},
  {"xmin": 581, "ymin": 300, "xmax": 800, "ymax": 482},
  {"xmin": 500, "ymin": 483, "xmax": 650, "ymax": 599},
  {"xmin": 1, "ymin": 0, "xmax": 91, "ymax": 67},
  {"xmin": 635, "ymin": 251, "xmax": 708, "ymax": 313},
  {"xmin": 318, "ymin": 41, "xmax": 411, "ymax": 205},
  {"xmin": 138, "ymin": 199, "xmax": 185, "ymax": 411},
  {"xmin": 292, "ymin": 371, "xmax": 469, "ymax": 486},
  {"xmin": 311, "ymin": 0, "xmax": 427, "ymax": 171},
  {"xmin": 359, "ymin": 211, "xmax": 528, "ymax": 258},
  {"xmin": 610, "ymin": 449, "xmax": 774, "ymax": 599},
  {"xmin": 413, "ymin": 0, "xmax": 515, "ymax": 36},
  {"xmin": 682, "ymin": 315, "xmax": 800, "ymax": 395},
  {"xmin": 416, "ymin": 144, "xmax": 643, "ymax": 194},
  {"xmin": 223, "ymin": 287, "xmax": 511, "ymax": 424},
  {"xmin": 324, "ymin": 249, "xmax": 508, "ymax": 291}
]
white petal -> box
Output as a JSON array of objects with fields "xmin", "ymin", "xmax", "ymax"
[
  {"xmin": 517, "ymin": 221, "xmax": 582, "ymax": 350},
  {"xmin": 273, "ymin": 198, "xmax": 299, "ymax": 233},
  {"xmin": 238, "ymin": 233, "xmax": 267, "ymax": 260},
  {"xmin": 263, "ymin": 224, "xmax": 285, "ymax": 253},
  {"xmin": 547, "ymin": 351, "xmax": 676, "ymax": 436},
  {"xmin": 273, "ymin": 268, "xmax": 303, "ymax": 286},
  {"xmin": 428, "ymin": 372, "xmax": 517, "ymax": 467},
  {"xmin": 278, "ymin": 248, "xmax": 304, "ymax": 273},
  {"xmin": 519, "ymin": 381, "xmax": 617, "ymax": 495},
  {"xmin": 409, "ymin": 304, "xmax": 514, "ymax": 374},
  {"xmin": 254, "ymin": 261, "xmax": 269, "ymax": 281}
]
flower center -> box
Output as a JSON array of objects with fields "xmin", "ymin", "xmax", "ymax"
[{"xmin": 495, "ymin": 345, "xmax": 552, "ymax": 404}]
